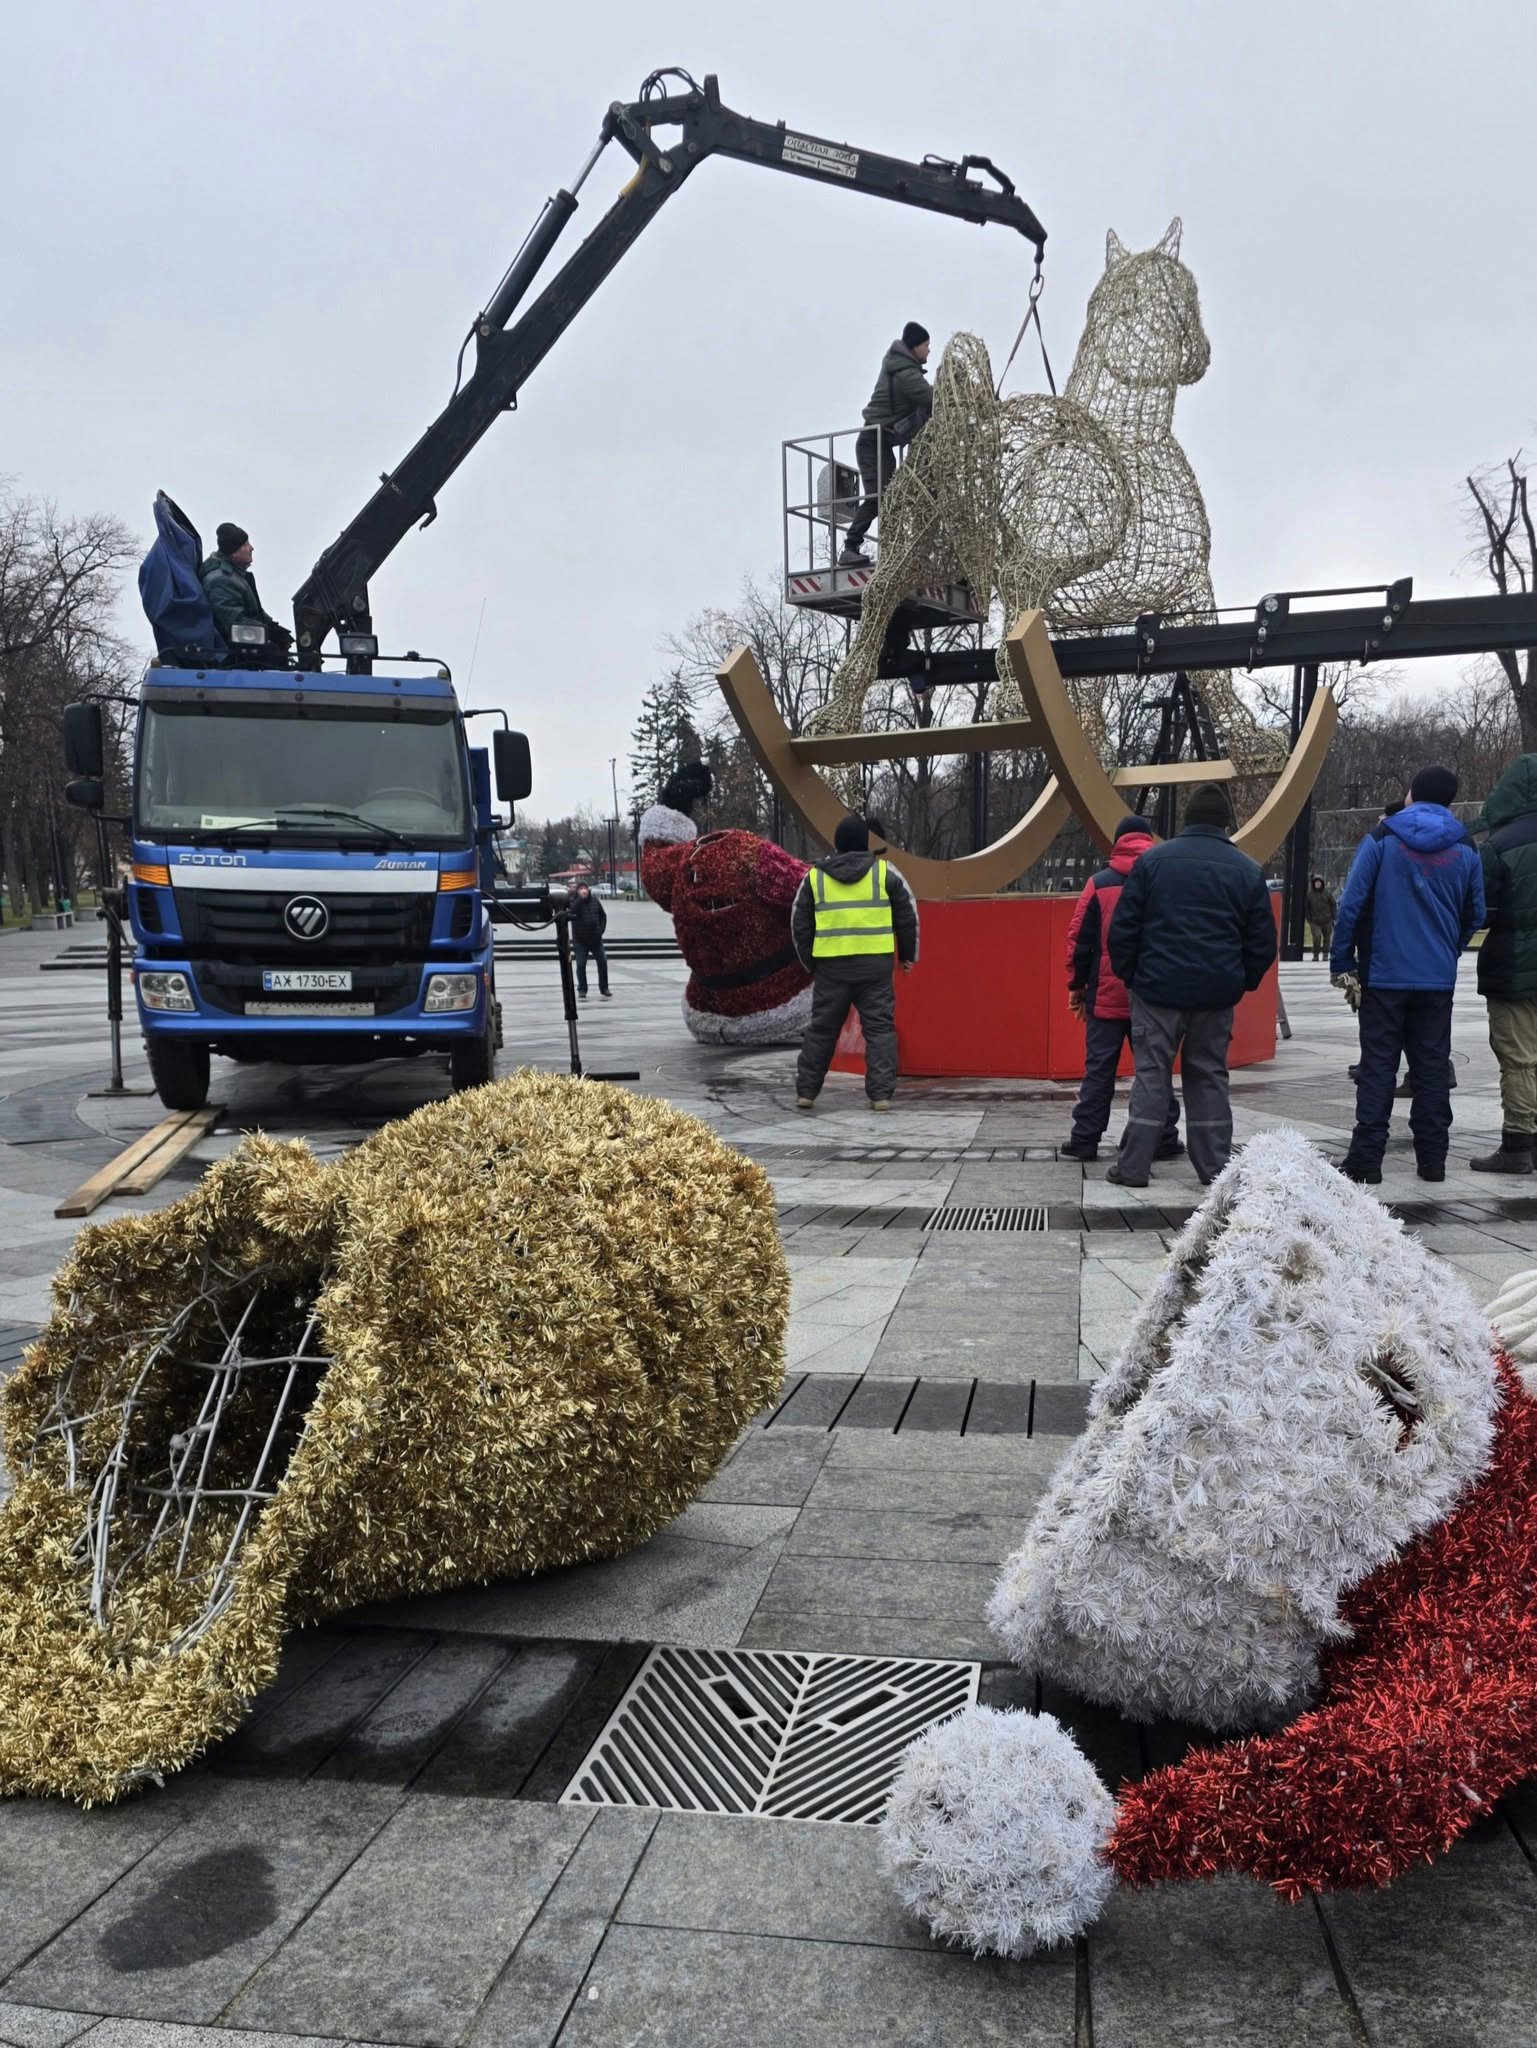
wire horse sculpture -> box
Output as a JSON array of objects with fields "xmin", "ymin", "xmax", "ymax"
[{"xmin": 813, "ymin": 221, "xmax": 1282, "ymax": 772}]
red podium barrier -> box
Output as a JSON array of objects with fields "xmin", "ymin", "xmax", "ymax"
[{"xmin": 831, "ymin": 894, "xmax": 1281, "ymax": 1081}]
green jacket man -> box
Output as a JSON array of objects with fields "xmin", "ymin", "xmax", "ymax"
[
  {"xmin": 841, "ymin": 322, "xmax": 932, "ymax": 565},
  {"xmin": 860, "ymin": 334, "xmax": 934, "ymax": 443},
  {"xmin": 200, "ymin": 523, "xmax": 290, "ymax": 650}
]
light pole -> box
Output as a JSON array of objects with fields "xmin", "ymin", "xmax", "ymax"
[{"xmin": 608, "ymin": 756, "xmax": 621, "ymax": 895}]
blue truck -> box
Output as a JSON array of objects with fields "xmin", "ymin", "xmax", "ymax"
[{"xmin": 65, "ymin": 634, "xmax": 531, "ymax": 1112}]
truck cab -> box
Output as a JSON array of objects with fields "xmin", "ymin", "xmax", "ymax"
[{"xmin": 96, "ymin": 663, "xmax": 526, "ymax": 1111}]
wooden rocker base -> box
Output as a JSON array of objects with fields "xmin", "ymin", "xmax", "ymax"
[
  {"xmin": 716, "ymin": 609, "xmax": 1337, "ymax": 900},
  {"xmin": 716, "ymin": 648, "xmax": 1070, "ymax": 901},
  {"xmin": 1001, "ymin": 611, "xmax": 1338, "ymax": 866}
]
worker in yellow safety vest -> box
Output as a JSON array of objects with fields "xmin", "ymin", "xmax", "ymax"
[{"xmin": 789, "ymin": 815, "xmax": 919, "ymax": 1110}]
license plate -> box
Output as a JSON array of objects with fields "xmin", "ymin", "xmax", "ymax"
[
  {"xmin": 245, "ymin": 1001, "xmax": 374, "ymax": 1018},
  {"xmin": 262, "ymin": 970, "xmax": 352, "ymax": 992}
]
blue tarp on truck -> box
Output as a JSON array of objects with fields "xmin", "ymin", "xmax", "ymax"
[{"xmin": 138, "ymin": 492, "xmax": 222, "ymax": 657}]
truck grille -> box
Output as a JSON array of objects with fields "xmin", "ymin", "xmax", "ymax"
[{"xmin": 174, "ymin": 889, "xmax": 435, "ymax": 965}]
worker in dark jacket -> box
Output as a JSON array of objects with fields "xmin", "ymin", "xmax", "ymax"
[
  {"xmin": 1472, "ymin": 755, "xmax": 1537, "ymax": 1173},
  {"xmin": 1304, "ymin": 876, "xmax": 1337, "ymax": 961},
  {"xmin": 1107, "ymin": 783, "xmax": 1277, "ymax": 1186},
  {"xmin": 1332, "ymin": 764, "xmax": 1484, "ymax": 1185},
  {"xmin": 840, "ymin": 323, "xmax": 932, "ymax": 565},
  {"xmin": 199, "ymin": 524, "xmax": 291, "ymax": 651},
  {"xmin": 570, "ymin": 883, "xmax": 610, "ymax": 999},
  {"xmin": 1061, "ymin": 816, "xmax": 1181, "ymax": 1163},
  {"xmin": 790, "ymin": 815, "xmax": 919, "ymax": 1109}
]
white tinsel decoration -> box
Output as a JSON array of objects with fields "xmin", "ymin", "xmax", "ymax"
[
  {"xmin": 1486, "ymin": 1269, "xmax": 1537, "ymax": 1395},
  {"xmin": 636, "ymin": 802, "xmax": 698, "ymax": 849},
  {"xmin": 681, "ymin": 983, "xmax": 812, "ymax": 1047},
  {"xmin": 880, "ymin": 1706, "xmax": 1114, "ymax": 1958},
  {"xmin": 988, "ymin": 1128, "xmax": 1498, "ymax": 1729}
]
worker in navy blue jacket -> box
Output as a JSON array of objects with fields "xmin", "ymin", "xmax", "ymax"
[
  {"xmin": 1332, "ymin": 764, "xmax": 1485, "ymax": 1185},
  {"xmin": 1106, "ymin": 783, "xmax": 1277, "ymax": 1186}
]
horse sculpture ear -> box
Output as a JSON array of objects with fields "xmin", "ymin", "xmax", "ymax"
[
  {"xmin": 1105, "ymin": 228, "xmax": 1129, "ymax": 268},
  {"xmin": 1157, "ymin": 217, "xmax": 1184, "ymax": 258}
]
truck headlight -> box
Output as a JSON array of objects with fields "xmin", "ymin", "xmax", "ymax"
[
  {"xmin": 139, "ymin": 971, "xmax": 196, "ymax": 1013},
  {"xmin": 229, "ymin": 619, "xmax": 267, "ymax": 646},
  {"xmin": 423, "ymin": 972, "xmax": 479, "ymax": 1014}
]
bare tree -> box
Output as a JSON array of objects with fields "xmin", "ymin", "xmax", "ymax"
[
  {"xmin": 663, "ymin": 574, "xmax": 854, "ymax": 851},
  {"xmin": 0, "ymin": 491, "xmax": 137, "ymax": 917},
  {"xmin": 1244, "ymin": 660, "xmax": 1392, "ymax": 730},
  {"xmin": 666, "ymin": 573, "xmax": 848, "ymax": 742},
  {"xmin": 1465, "ymin": 454, "xmax": 1537, "ymax": 747}
]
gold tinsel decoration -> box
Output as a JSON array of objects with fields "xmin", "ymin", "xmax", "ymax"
[{"xmin": 0, "ymin": 1072, "xmax": 787, "ymax": 1804}]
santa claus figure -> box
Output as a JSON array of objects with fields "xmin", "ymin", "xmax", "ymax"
[
  {"xmin": 880, "ymin": 1129, "xmax": 1537, "ymax": 1958},
  {"xmin": 638, "ymin": 763, "xmax": 813, "ymax": 1046}
]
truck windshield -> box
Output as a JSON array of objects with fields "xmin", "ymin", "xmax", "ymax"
[{"xmin": 137, "ymin": 699, "xmax": 471, "ymax": 845}]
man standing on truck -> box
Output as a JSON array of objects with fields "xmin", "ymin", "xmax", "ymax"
[
  {"xmin": 571, "ymin": 882, "xmax": 611, "ymax": 999},
  {"xmin": 200, "ymin": 524, "xmax": 292, "ymax": 651},
  {"xmin": 839, "ymin": 323, "xmax": 933, "ymax": 567}
]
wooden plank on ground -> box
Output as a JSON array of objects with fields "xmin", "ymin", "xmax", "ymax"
[
  {"xmin": 115, "ymin": 1107, "xmax": 221, "ymax": 1195},
  {"xmin": 54, "ymin": 1107, "xmax": 219, "ymax": 1219}
]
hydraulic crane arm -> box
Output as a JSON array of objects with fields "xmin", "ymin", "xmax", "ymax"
[{"xmin": 292, "ymin": 69, "xmax": 1047, "ymax": 661}]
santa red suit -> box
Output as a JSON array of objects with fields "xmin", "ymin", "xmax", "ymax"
[{"xmin": 638, "ymin": 765, "xmax": 813, "ymax": 1047}]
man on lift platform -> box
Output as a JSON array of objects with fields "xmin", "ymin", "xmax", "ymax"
[{"xmin": 840, "ymin": 322, "xmax": 933, "ymax": 566}]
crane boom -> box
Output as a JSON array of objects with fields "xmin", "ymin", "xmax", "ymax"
[{"xmin": 292, "ymin": 70, "xmax": 1046, "ymax": 662}]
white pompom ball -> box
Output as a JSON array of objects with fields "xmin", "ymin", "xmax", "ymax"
[{"xmin": 879, "ymin": 1706, "xmax": 1115, "ymax": 1958}]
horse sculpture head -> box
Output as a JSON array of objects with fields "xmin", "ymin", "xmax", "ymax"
[{"xmin": 1075, "ymin": 219, "xmax": 1211, "ymax": 395}]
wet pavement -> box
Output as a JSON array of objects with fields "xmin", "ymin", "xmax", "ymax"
[{"xmin": 1, "ymin": 907, "xmax": 1535, "ymax": 2045}]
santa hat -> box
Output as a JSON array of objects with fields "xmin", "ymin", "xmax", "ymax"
[
  {"xmin": 638, "ymin": 761, "xmax": 713, "ymax": 851},
  {"xmin": 637, "ymin": 803, "xmax": 698, "ymax": 850},
  {"xmin": 880, "ymin": 1133, "xmax": 1535, "ymax": 1957}
]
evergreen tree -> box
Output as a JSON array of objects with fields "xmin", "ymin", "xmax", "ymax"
[{"xmin": 629, "ymin": 669, "xmax": 702, "ymax": 814}]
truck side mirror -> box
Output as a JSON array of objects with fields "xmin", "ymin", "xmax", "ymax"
[
  {"xmin": 63, "ymin": 702, "xmax": 105, "ymax": 778},
  {"xmin": 493, "ymin": 729, "xmax": 533, "ymax": 804},
  {"xmin": 64, "ymin": 776, "xmax": 104, "ymax": 812}
]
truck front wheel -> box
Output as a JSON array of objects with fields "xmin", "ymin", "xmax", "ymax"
[
  {"xmin": 449, "ymin": 1017, "xmax": 496, "ymax": 1093},
  {"xmin": 146, "ymin": 1036, "xmax": 211, "ymax": 1112}
]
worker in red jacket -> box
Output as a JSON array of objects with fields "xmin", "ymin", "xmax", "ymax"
[{"xmin": 1061, "ymin": 816, "xmax": 1183, "ymax": 1163}]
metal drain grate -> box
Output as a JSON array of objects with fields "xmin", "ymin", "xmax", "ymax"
[
  {"xmin": 561, "ymin": 1647, "xmax": 977, "ymax": 1824},
  {"xmin": 922, "ymin": 1204, "xmax": 1048, "ymax": 1232}
]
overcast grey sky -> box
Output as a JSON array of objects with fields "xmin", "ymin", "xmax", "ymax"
[{"xmin": 4, "ymin": 0, "xmax": 1534, "ymax": 815}]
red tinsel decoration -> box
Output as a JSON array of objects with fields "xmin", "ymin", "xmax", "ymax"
[
  {"xmin": 642, "ymin": 829, "xmax": 811, "ymax": 1021},
  {"xmin": 1109, "ymin": 1355, "xmax": 1537, "ymax": 1900}
]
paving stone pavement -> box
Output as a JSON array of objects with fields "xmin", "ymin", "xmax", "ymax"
[{"xmin": 3, "ymin": 916, "xmax": 1537, "ymax": 2042}]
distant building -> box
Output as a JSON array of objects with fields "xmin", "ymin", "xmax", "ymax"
[{"xmin": 550, "ymin": 859, "xmax": 639, "ymax": 897}]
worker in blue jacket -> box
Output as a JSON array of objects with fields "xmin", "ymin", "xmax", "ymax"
[{"xmin": 1332, "ymin": 765, "xmax": 1485, "ymax": 1185}]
